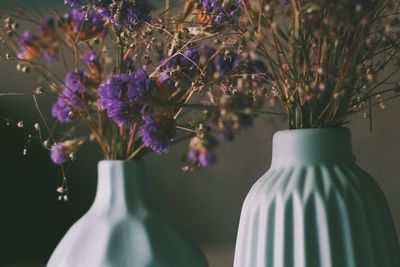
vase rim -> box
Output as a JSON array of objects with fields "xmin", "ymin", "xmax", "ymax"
[
  {"xmin": 99, "ymin": 159, "xmax": 144, "ymax": 164},
  {"xmin": 270, "ymin": 126, "xmax": 354, "ymax": 167},
  {"xmin": 274, "ymin": 126, "xmax": 349, "ymax": 134}
]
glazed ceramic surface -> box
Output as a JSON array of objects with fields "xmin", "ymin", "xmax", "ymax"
[
  {"xmin": 234, "ymin": 128, "xmax": 400, "ymax": 267},
  {"xmin": 47, "ymin": 160, "xmax": 208, "ymax": 267}
]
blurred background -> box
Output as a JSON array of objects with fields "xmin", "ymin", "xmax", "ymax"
[{"xmin": 0, "ymin": 1, "xmax": 399, "ymax": 267}]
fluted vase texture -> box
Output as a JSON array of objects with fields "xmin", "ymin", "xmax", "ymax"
[
  {"xmin": 234, "ymin": 128, "xmax": 400, "ymax": 267},
  {"xmin": 47, "ymin": 160, "xmax": 208, "ymax": 267}
]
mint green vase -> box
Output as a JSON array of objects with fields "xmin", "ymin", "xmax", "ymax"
[
  {"xmin": 47, "ymin": 160, "xmax": 208, "ymax": 267},
  {"xmin": 234, "ymin": 128, "xmax": 400, "ymax": 267}
]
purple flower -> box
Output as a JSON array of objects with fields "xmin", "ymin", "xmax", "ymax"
[
  {"xmin": 181, "ymin": 47, "xmax": 201, "ymax": 69},
  {"xmin": 94, "ymin": 0, "xmax": 153, "ymax": 30},
  {"xmin": 41, "ymin": 17, "xmax": 56, "ymax": 30},
  {"xmin": 127, "ymin": 70, "xmax": 151, "ymax": 102},
  {"xmin": 198, "ymin": 151, "xmax": 216, "ymax": 166},
  {"xmin": 62, "ymin": 8, "xmax": 106, "ymax": 40},
  {"xmin": 83, "ymin": 51, "xmax": 102, "ymax": 78},
  {"xmin": 65, "ymin": 71, "xmax": 86, "ymax": 95},
  {"xmin": 199, "ymin": 0, "xmax": 242, "ymax": 26},
  {"xmin": 125, "ymin": 1, "xmax": 153, "ymax": 30},
  {"xmin": 50, "ymin": 144, "xmax": 69, "ymax": 165},
  {"xmin": 158, "ymin": 47, "xmax": 202, "ymax": 84},
  {"xmin": 213, "ymin": 51, "xmax": 241, "ymax": 77},
  {"xmin": 17, "ymin": 31, "xmax": 40, "ymax": 60},
  {"xmin": 217, "ymin": 114, "xmax": 253, "ymax": 142},
  {"xmin": 52, "ymin": 71, "xmax": 86, "ymax": 123},
  {"xmin": 64, "ymin": 0, "xmax": 81, "ymax": 6},
  {"xmin": 219, "ymin": 126, "xmax": 235, "ymax": 141},
  {"xmin": 98, "ymin": 74, "xmax": 132, "ymax": 126},
  {"xmin": 139, "ymin": 115, "xmax": 176, "ymax": 154},
  {"xmin": 98, "ymin": 70, "xmax": 152, "ymax": 127},
  {"xmin": 18, "ymin": 29, "xmax": 58, "ymax": 62},
  {"xmin": 83, "ymin": 51, "xmax": 98, "ymax": 64},
  {"xmin": 187, "ymin": 136, "xmax": 218, "ymax": 167},
  {"xmin": 52, "ymin": 98, "xmax": 74, "ymax": 123}
]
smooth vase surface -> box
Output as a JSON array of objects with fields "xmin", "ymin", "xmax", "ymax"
[
  {"xmin": 47, "ymin": 160, "xmax": 208, "ymax": 267},
  {"xmin": 234, "ymin": 128, "xmax": 400, "ymax": 267}
]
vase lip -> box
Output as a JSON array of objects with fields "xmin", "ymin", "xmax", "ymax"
[
  {"xmin": 99, "ymin": 159, "xmax": 144, "ymax": 164},
  {"xmin": 274, "ymin": 126, "xmax": 349, "ymax": 135},
  {"xmin": 270, "ymin": 126, "xmax": 354, "ymax": 167}
]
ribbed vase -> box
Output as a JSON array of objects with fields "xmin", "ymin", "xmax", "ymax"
[
  {"xmin": 233, "ymin": 128, "xmax": 400, "ymax": 267},
  {"xmin": 47, "ymin": 160, "xmax": 208, "ymax": 267}
]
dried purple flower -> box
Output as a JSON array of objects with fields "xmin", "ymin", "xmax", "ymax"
[
  {"xmin": 52, "ymin": 71, "xmax": 87, "ymax": 123},
  {"xmin": 158, "ymin": 46, "xmax": 202, "ymax": 85},
  {"xmin": 98, "ymin": 70, "xmax": 152, "ymax": 127},
  {"xmin": 128, "ymin": 70, "xmax": 152, "ymax": 102},
  {"xmin": 198, "ymin": 151, "xmax": 216, "ymax": 166},
  {"xmin": 98, "ymin": 74, "xmax": 132, "ymax": 126},
  {"xmin": 199, "ymin": 0, "xmax": 242, "ymax": 26},
  {"xmin": 50, "ymin": 140, "xmax": 82, "ymax": 165},
  {"xmin": 61, "ymin": 8, "xmax": 106, "ymax": 40},
  {"xmin": 125, "ymin": 1, "xmax": 153, "ymax": 30},
  {"xmin": 83, "ymin": 51, "xmax": 102, "ymax": 79},
  {"xmin": 50, "ymin": 143, "xmax": 69, "ymax": 165},
  {"xmin": 83, "ymin": 51, "xmax": 98, "ymax": 64},
  {"xmin": 65, "ymin": 71, "xmax": 86, "ymax": 94},
  {"xmin": 51, "ymin": 98, "xmax": 74, "ymax": 123},
  {"xmin": 213, "ymin": 51, "xmax": 241, "ymax": 77},
  {"xmin": 94, "ymin": 0, "xmax": 153, "ymax": 31},
  {"xmin": 64, "ymin": 0, "xmax": 81, "ymax": 6},
  {"xmin": 187, "ymin": 136, "xmax": 217, "ymax": 166},
  {"xmin": 17, "ymin": 31, "xmax": 40, "ymax": 61},
  {"xmin": 139, "ymin": 114, "xmax": 176, "ymax": 154}
]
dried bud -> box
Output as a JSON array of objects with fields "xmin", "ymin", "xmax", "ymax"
[
  {"xmin": 34, "ymin": 87, "xmax": 44, "ymax": 95},
  {"xmin": 22, "ymin": 66, "xmax": 31, "ymax": 73},
  {"xmin": 43, "ymin": 139, "xmax": 50, "ymax": 148},
  {"xmin": 69, "ymin": 153, "xmax": 76, "ymax": 161},
  {"xmin": 56, "ymin": 187, "xmax": 64, "ymax": 194},
  {"xmin": 181, "ymin": 165, "xmax": 190, "ymax": 172}
]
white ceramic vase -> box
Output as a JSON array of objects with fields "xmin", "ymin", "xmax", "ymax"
[
  {"xmin": 234, "ymin": 128, "xmax": 400, "ymax": 267},
  {"xmin": 47, "ymin": 160, "xmax": 208, "ymax": 267}
]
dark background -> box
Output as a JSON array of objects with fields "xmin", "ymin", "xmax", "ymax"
[{"xmin": 0, "ymin": 1, "xmax": 400, "ymax": 267}]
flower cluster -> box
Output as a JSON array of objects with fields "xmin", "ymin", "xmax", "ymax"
[
  {"xmin": 0, "ymin": 0, "xmax": 273, "ymax": 174},
  {"xmin": 198, "ymin": 0, "xmax": 242, "ymax": 27},
  {"xmin": 188, "ymin": 135, "xmax": 217, "ymax": 167},
  {"xmin": 60, "ymin": 8, "xmax": 106, "ymax": 41},
  {"xmin": 98, "ymin": 70, "xmax": 151, "ymax": 127},
  {"xmin": 17, "ymin": 17, "xmax": 59, "ymax": 62},
  {"xmin": 64, "ymin": 0, "xmax": 153, "ymax": 31},
  {"xmin": 52, "ymin": 71, "xmax": 88, "ymax": 123},
  {"xmin": 95, "ymin": 0, "xmax": 153, "ymax": 31},
  {"xmin": 139, "ymin": 114, "xmax": 176, "ymax": 154}
]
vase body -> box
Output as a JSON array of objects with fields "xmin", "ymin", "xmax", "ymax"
[
  {"xmin": 233, "ymin": 128, "xmax": 400, "ymax": 267},
  {"xmin": 47, "ymin": 160, "xmax": 208, "ymax": 267}
]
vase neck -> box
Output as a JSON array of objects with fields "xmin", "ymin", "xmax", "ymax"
[
  {"xmin": 92, "ymin": 160, "xmax": 147, "ymax": 215},
  {"xmin": 270, "ymin": 127, "xmax": 354, "ymax": 168}
]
